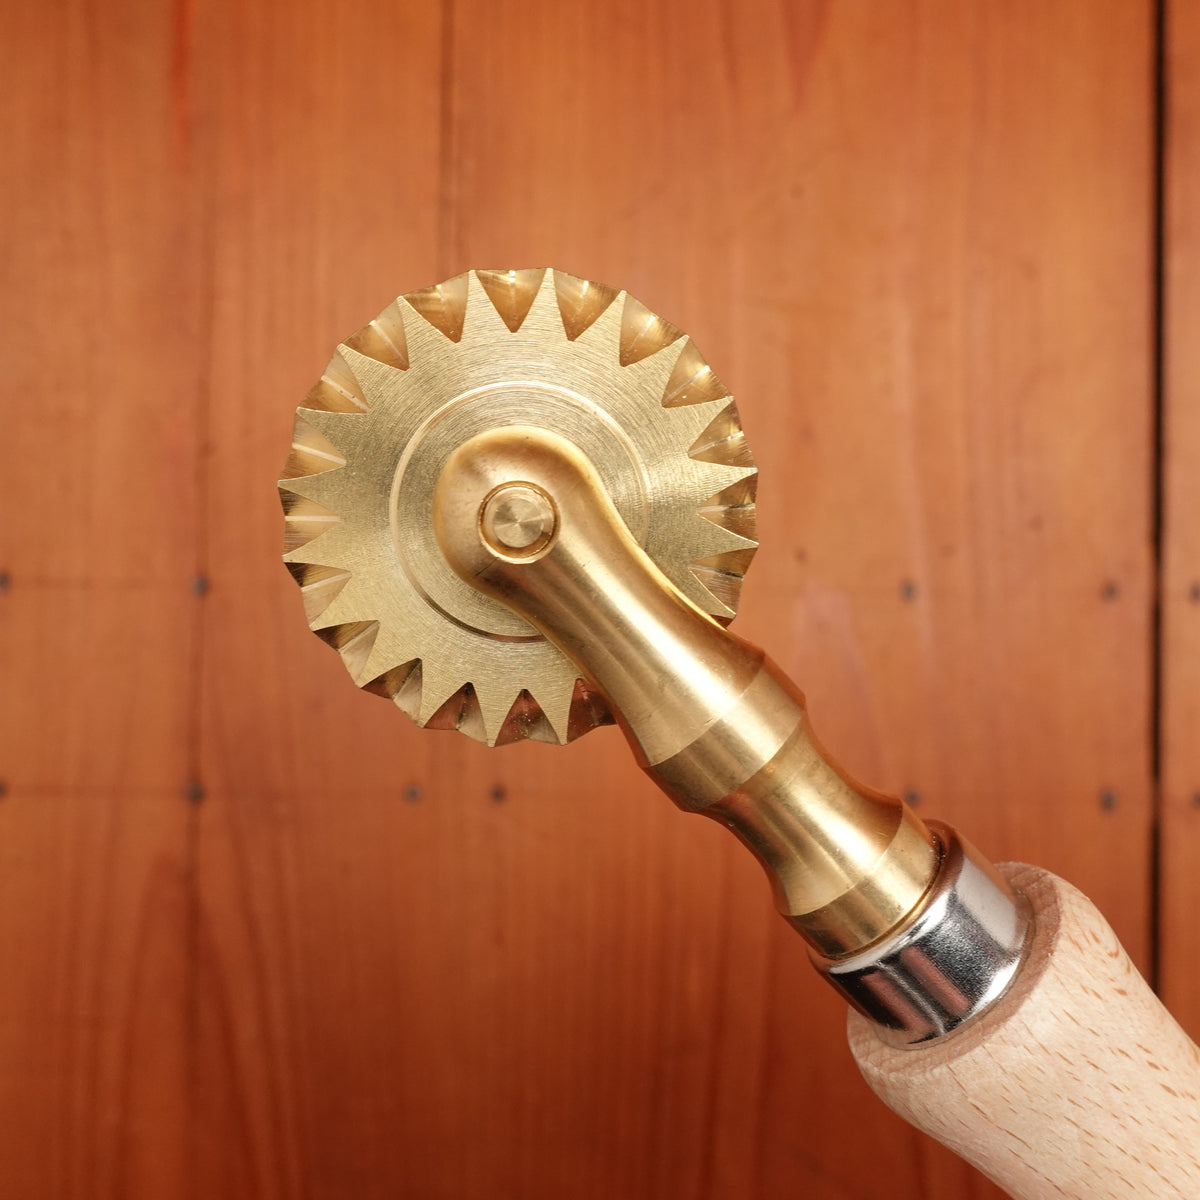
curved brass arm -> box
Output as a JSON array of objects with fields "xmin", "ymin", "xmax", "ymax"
[{"xmin": 432, "ymin": 425, "xmax": 938, "ymax": 959}]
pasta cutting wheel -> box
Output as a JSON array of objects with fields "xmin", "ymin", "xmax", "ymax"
[{"xmin": 279, "ymin": 268, "xmax": 757, "ymax": 746}]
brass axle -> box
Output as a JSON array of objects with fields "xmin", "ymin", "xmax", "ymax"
[{"xmin": 432, "ymin": 425, "xmax": 938, "ymax": 959}]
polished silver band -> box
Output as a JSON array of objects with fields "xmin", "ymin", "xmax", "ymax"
[{"xmin": 813, "ymin": 823, "xmax": 1031, "ymax": 1046}]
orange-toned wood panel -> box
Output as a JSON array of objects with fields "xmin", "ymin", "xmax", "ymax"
[
  {"xmin": 0, "ymin": 0, "xmax": 201, "ymax": 1193},
  {"xmin": 1162, "ymin": 0, "xmax": 1200, "ymax": 1041},
  {"xmin": 190, "ymin": 1, "xmax": 448, "ymax": 1196},
  {"xmin": 0, "ymin": 1, "xmax": 1158, "ymax": 1198}
]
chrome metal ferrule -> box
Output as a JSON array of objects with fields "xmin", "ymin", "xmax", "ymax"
[{"xmin": 814, "ymin": 823, "xmax": 1032, "ymax": 1046}]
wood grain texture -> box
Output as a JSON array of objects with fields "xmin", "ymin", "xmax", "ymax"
[
  {"xmin": 0, "ymin": 0, "xmax": 201, "ymax": 1194},
  {"xmin": 850, "ymin": 864, "xmax": 1200, "ymax": 1200},
  {"xmin": 1161, "ymin": 0, "xmax": 1200, "ymax": 1043},
  {"xmin": 0, "ymin": 1, "xmax": 1164, "ymax": 1198},
  {"xmin": 189, "ymin": 2, "xmax": 447, "ymax": 1195}
]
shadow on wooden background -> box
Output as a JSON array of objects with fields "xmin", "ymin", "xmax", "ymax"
[{"xmin": 4, "ymin": 1, "xmax": 1197, "ymax": 1197}]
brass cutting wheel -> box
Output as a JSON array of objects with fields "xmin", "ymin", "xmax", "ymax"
[{"xmin": 279, "ymin": 269, "xmax": 758, "ymax": 746}]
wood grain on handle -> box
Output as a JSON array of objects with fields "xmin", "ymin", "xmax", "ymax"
[{"xmin": 848, "ymin": 864, "xmax": 1200, "ymax": 1200}]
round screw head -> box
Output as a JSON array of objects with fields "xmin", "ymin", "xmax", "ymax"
[{"xmin": 480, "ymin": 483, "xmax": 557, "ymax": 556}]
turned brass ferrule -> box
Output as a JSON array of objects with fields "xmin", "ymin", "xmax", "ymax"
[{"xmin": 432, "ymin": 426, "xmax": 939, "ymax": 958}]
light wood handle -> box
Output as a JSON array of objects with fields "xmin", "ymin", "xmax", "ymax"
[{"xmin": 847, "ymin": 864, "xmax": 1200, "ymax": 1199}]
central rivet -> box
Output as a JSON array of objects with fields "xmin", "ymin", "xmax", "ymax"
[{"xmin": 480, "ymin": 483, "xmax": 557, "ymax": 556}]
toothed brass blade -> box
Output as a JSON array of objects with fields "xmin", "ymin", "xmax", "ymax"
[{"xmin": 279, "ymin": 269, "xmax": 759, "ymax": 747}]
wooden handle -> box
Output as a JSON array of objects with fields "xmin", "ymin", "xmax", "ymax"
[{"xmin": 847, "ymin": 864, "xmax": 1200, "ymax": 1199}]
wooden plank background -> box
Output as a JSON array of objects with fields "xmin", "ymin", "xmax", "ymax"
[{"xmin": 0, "ymin": 1, "xmax": 1172, "ymax": 1197}]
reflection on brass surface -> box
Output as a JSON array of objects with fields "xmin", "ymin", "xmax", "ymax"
[
  {"xmin": 278, "ymin": 269, "xmax": 757, "ymax": 747},
  {"xmin": 715, "ymin": 715, "xmax": 940, "ymax": 957},
  {"xmin": 434, "ymin": 427, "xmax": 762, "ymax": 765},
  {"xmin": 434, "ymin": 426, "xmax": 938, "ymax": 957},
  {"xmin": 480, "ymin": 484, "xmax": 557, "ymax": 556}
]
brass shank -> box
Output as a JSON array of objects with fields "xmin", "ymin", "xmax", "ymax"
[{"xmin": 432, "ymin": 426, "xmax": 938, "ymax": 958}]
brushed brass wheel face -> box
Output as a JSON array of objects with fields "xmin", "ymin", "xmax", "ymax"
[{"xmin": 280, "ymin": 268, "xmax": 758, "ymax": 746}]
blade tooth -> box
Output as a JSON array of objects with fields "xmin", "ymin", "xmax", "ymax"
[
  {"xmin": 525, "ymin": 267, "xmax": 565, "ymax": 326},
  {"xmin": 281, "ymin": 519, "xmax": 358, "ymax": 573},
  {"xmin": 689, "ymin": 512, "xmax": 758, "ymax": 555},
  {"xmin": 343, "ymin": 299, "xmax": 409, "ymax": 370},
  {"xmin": 393, "ymin": 661, "xmax": 423, "ymax": 718},
  {"xmin": 284, "ymin": 563, "xmax": 352, "ymax": 623},
  {"xmin": 354, "ymin": 636, "xmax": 407, "ymax": 690},
  {"xmin": 475, "ymin": 268, "xmax": 547, "ymax": 333},
  {"xmin": 688, "ymin": 401, "xmax": 757, "ymax": 469},
  {"xmin": 276, "ymin": 467, "xmax": 345, "ymax": 510},
  {"xmin": 533, "ymin": 673, "xmax": 582, "ymax": 745},
  {"xmin": 553, "ymin": 270, "xmax": 620, "ymax": 341},
  {"xmin": 302, "ymin": 349, "xmax": 369, "ymax": 413},
  {"xmin": 699, "ymin": 504, "xmax": 756, "ymax": 546},
  {"xmin": 693, "ymin": 461, "xmax": 759, "ymax": 496},
  {"xmin": 646, "ymin": 511, "xmax": 753, "ymax": 621},
  {"xmin": 672, "ymin": 568, "xmax": 730, "ymax": 618},
  {"xmin": 494, "ymin": 689, "xmax": 560, "ymax": 747},
  {"xmin": 416, "ymin": 660, "xmax": 469, "ymax": 727},
  {"xmin": 662, "ymin": 339, "xmax": 732, "ymax": 408},
  {"xmin": 455, "ymin": 690, "xmax": 488, "ymax": 744},
  {"xmin": 689, "ymin": 548, "xmax": 759, "ymax": 617},
  {"xmin": 280, "ymin": 491, "xmax": 341, "ymax": 553},
  {"xmin": 459, "ymin": 270, "xmax": 507, "ymax": 340},
  {"xmin": 282, "ymin": 409, "xmax": 361, "ymax": 484},
  {"xmin": 566, "ymin": 678, "xmax": 616, "ymax": 743},
  {"xmin": 619, "ymin": 332, "xmax": 689, "ymax": 399},
  {"xmin": 307, "ymin": 585, "xmax": 371, "ymax": 634},
  {"xmin": 698, "ymin": 474, "xmax": 758, "ymax": 542},
  {"xmin": 472, "ymin": 677, "xmax": 520, "ymax": 748},
  {"xmin": 290, "ymin": 406, "xmax": 362, "ymax": 444},
  {"xmin": 567, "ymin": 288, "xmax": 624, "ymax": 356},
  {"xmin": 336, "ymin": 345, "xmax": 409, "ymax": 410},
  {"xmin": 424, "ymin": 683, "xmax": 487, "ymax": 744},
  {"xmin": 315, "ymin": 621, "xmax": 380, "ymax": 680},
  {"xmin": 658, "ymin": 453, "xmax": 758, "ymax": 519},
  {"xmin": 341, "ymin": 623, "xmax": 383, "ymax": 681},
  {"xmin": 402, "ymin": 273, "xmax": 470, "ymax": 342},
  {"xmin": 619, "ymin": 293, "xmax": 684, "ymax": 366},
  {"xmin": 658, "ymin": 392, "xmax": 732, "ymax": 450},
  {"xmin": 280, "ymin": 414, "xmax": 348, "ymax": 480},
  {"xmin": 363, "ymin": 660, "xmax": 421, "ymax": 718}
]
